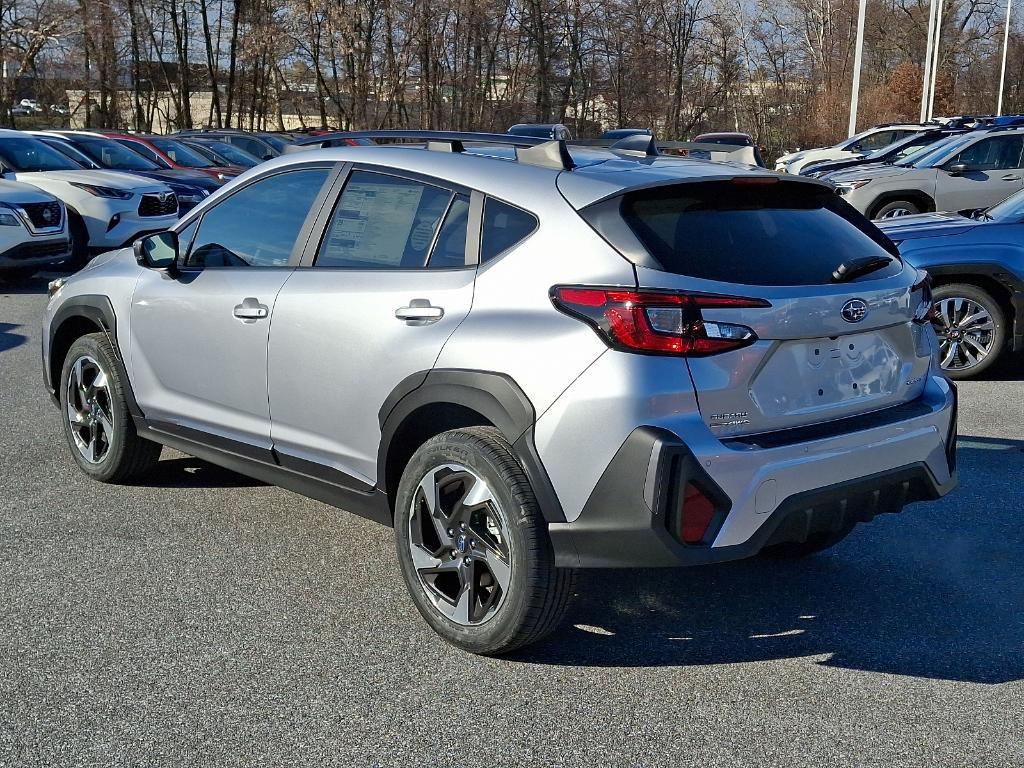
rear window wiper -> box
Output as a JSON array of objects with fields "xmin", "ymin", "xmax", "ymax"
[{"xmin": 831, "ymin": 255, "xmax": 894, "ymax": 282}]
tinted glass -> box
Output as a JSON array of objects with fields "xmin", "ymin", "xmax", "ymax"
[
  {"xmin": 41, "ymin": 139, "xmax": 96, "ymax": 168},
  {"xmin": 202, "ymin": 140, "xmax": 259, "ymax": 166},
  {"xmin": 260, "ymin": 135, "xmax": 288, "ymax": 152},
  {"xmin": 615, "ymin": 181, "xmax": 901, "ymax": 286},
  {"xmin": 76, "ymin": 138, "xmax": 159, "ymax": 170},
  {"xmin": 954, "ymin": 135, "xmax": 1024, "ymax": 170},
  {"xmin": 149, "ymin": 138, "xmax": 215, "ymax": 167},
  {"xmin": 186, "ymin": 168, "xmax": 328, "ymax": 268},
  {"xmin": 428, "ymin": 194, "xmax": 471, "ymax": 268},
  {"xmin": 0, "ymin": 138, "xmax": 80, "ymax": 171},
  {"xmin": 119, "ymin": 140, "xmax": 170, "ymax": 168},
  {"xmin": 480, "ymin": 199, "xmax": 537, "ymax": 262},
  {"xmin": 230, "ymin": 137, "xmax": 268, "ymax": 158},
  {"xmin": 316, "ymin": 171, "xmax": 452, "ymax": 269}
]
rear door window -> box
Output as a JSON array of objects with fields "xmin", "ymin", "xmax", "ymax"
[
  {"xmin": 598, "ymin": 180, "xmax": 901, "ymax": 286},
  {"xmin": 315, "ymin": 170, "xmax": 453, "ymax": 269}
]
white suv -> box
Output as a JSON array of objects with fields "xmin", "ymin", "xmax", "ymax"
[
  {"xmin": 0, "ymin": 130, "xmax": 178, "ymax": 264},
  {"xmin": 0, "ymin": 179, "xmax": 69, "ymax": 279},
  {"xmin": 776, "ymin": 125, "xmax": 925, "ymax": 174}
]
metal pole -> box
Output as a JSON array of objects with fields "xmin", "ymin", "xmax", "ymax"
[
  {"xmin": 849, "ymin": 0, "xmax": 868, "ymax": 135},
  {"xmin": 928, "ymin": 0, "xmax": 945, "ymax": 120},
  {"xmin": 998, "ymin": 0, "xmax": 1013, "ymax": 115},
  {"xmin": 921, "ymin": 0, "xmax": 938, "ymax": 122}
]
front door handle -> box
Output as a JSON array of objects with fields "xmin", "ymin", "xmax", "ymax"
[
  {"xmin": 395, "ymin": 298, "xmax": 444, "ymax": 324},
  {"xmin": 1001, "ymin": 173, "xmax": 1022, "ymax": 181},
  {"xmin": 233, "ymin": 298, "xmax": 269, "ymax": 321}
]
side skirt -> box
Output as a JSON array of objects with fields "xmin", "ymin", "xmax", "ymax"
[{"xmin": 136, "ymin": 419, "xmax": 393, "ymax": 527}]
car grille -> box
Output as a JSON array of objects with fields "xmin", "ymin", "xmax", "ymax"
[
  {"xmin": 3, "ymin": 240, "xmax": 70, "ymax": 261},
  {"xmin": 19, "ymin": 201, "xmax": 63, "ymax": 230},
  {"xmin": 138, "ymin": 193, "xmax": 178, "ymax": 217}
]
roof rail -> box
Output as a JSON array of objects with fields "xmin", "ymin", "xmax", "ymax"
[{"xmin": 292, "ymin": 130, "xmax": 576, "ymax": 171}]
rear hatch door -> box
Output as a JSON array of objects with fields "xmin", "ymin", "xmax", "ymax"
[{"xmin": 595, "ymin": 178, "xmax": 934, "ymax": 438}]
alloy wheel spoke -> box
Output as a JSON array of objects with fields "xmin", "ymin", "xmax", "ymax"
[
  {"xmin": 476, "ymin": 546, "xmax": 511, "ymax": 591},
  {"xmin": 941, "ymin": 341, "xmax": 959, "ymax": 368}
]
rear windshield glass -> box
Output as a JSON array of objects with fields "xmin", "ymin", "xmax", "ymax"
[{"xmin": 608, "ymin": 180, "xmax": 901, "ymax": 286}]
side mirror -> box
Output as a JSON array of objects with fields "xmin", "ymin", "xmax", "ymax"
[
  {"xmin": 134, "ymin": 230, "xmax": 179, "ymax": 273},
  {"xmin": 946, "ymin": 162, "xmax": 970, "ymax": 175},
  {"xmin": 262, "ymin": 153, "xmax": 274, "ymax": 161}
]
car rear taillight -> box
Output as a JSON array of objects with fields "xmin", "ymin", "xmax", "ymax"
[
  {"xmin": 680, "ymin": 483, "xmax": 717, "ymax": 544},
  {"xmin": 550, "ymin": 286, "xmax": 769, "ymax": 356},
  {"xmin": 912, "ymin": 273, "xmax": 937, "ymax": 324}
]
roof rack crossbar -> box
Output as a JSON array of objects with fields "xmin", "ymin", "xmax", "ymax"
[
  {"xmin": 301, "ymin": 130, "xmax": 576, "ymax": 170},
  {"xmin": 298, "ymin": 129, "xmax": 551, "ymax": 148}
]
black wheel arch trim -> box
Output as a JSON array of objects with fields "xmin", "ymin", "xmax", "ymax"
[
  {"xmin": 45, "ymin": 293, "xmax": 144, "ymax": 418},
  {"xmin": 378, "ymin": 368, "xmax": 567, "ymax": 523},
  {"xmin": 870, "ymin": 191, "xmax": 934, "ymax": 218}
]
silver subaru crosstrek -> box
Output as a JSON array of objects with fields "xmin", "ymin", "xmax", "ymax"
[{"xmin": 42, "ymin": 131, "xmax": 958, "ymax": 655}]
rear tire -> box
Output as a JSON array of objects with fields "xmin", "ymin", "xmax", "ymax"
[
  {"xmin": 872, "ymin": 199, "xmax": 921, "ymax": 220},
  {"xmin": 931, "ymin": 283, "xmax": 1006, "ymax": 379},
  {"xmin": 394, "ymin": 426, "xmax": 575, "ymax": 655},
  {"xmin": 59, "ymin": 332, "xmax": 161, "ymax": 483},
  {"xmin": 759, "ymin": 522, "xmax": 857, "ymax": 558}
]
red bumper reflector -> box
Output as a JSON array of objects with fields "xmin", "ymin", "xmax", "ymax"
[{"xmin": 680, "ymin": 483, "xmax": 717, "ymax": 544}]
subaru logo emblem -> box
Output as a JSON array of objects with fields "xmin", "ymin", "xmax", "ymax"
[
  {"xmin": 841, "ymin": 298, "xmax": 868, "ymax": 323},
  {"xmin": 455, "ymin": 533, "xmax": 468, "ymax": 553}
]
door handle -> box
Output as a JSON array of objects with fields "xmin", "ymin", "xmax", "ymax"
[
  {"xmin": 1001, "ymin": 174, "xmax": 1022, "ymax": 181},
  {"xmin": 395, "ymin": 298, "xmax": 444, "ymax": 324},
  {"xmin": 233, "ymin": 298, "xmax": 269, "ymax": 321}
]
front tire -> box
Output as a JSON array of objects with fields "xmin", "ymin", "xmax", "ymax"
[
  {"xmin": 872, "ymin": 199, "xmax": 921, "ymax": 220},
  {"xmin": 394, "ymin": 427, "xmax": 575, "ymax": 655},
  {"xmin": 931, "ymin": 283, "xmax": 1006, "ymax": 379},
  {"xmin": 59, "ymin": 333, "xmax": 161, "ymax": 482}
]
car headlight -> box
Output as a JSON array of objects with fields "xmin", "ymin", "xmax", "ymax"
[
  {"xmin": 177, "ymin": 193, "xmax": 204, "ymax": 203},
  {"xmin": 834, "ymin": 179, "xmax": 871, "ymax": 195},
  {"xmin": 69, "ymin": 182, "xmax": 133, "ymax": 199},
  {"xmin": 0, "ymin": 206, "xmax": 21, "ymax": 226}
]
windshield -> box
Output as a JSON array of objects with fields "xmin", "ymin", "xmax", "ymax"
[
  {"xmin": 148, "ymin": 138, "xmax": 215, "ymax": 168},
  {"xmin": 260, "ymin": 134, "xmax": 289, "ymax": 152},
  {"xmin": 204, "ymin": 141, "xmax": 259, "ymax": 166},
  {"xmin": 75, "ymin": 137, "xmax": 159, "ymax": 171},
  {"xmin": 984, "ymin": 187, "xmax": 1024, "ymax": 221},
  {"xmin": 0, "ymin": 137, "xmax": 80, "ymax": 171},
  {"xmin": 902, "ymin": 135, "xmax": 976, "ymax": 168},
  {"xmin": 41, "ymin": 139, "xmax": 96, "ymax": 168},
  {"xmin": 865, "ymin": 132, "xmax": 939, "ymax": 161}
]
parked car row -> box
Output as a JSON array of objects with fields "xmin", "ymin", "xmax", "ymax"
[{"xmin": 0, "ymin": 128, "xmax": 285, "ymax": 281}]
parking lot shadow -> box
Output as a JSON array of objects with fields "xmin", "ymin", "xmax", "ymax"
[
  {"xmin": 138, "ymin": 455, "xmax": 265, "ymax": 489},
  {"xmin": 0, "ymin": 322, "xmax": 27, "ymax": 353},
  {"xmin": 516, "ymin": 436, "xmax": 1024, "ymax": 684}
]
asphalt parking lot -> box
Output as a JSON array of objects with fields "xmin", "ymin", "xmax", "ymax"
[{"xmin": 2, "ymin": 275, "xmax": 1022, "ymax": 767}]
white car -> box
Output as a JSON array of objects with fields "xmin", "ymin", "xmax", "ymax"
[
  {"xmin": 0, "ymin": 130, "xmax": 178, "ymax": 263},
  {"xmin": 775, "ymin": 124, "xmax": 924, "ymax": 174},
  {"xmin": 0, "ymin": 179, "xmax": 69, "ymax": 279}
]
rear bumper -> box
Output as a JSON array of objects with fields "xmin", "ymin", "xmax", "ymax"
[{"xmin": 549, "ymin": 376, "xmax": 957, "ymax": 568}]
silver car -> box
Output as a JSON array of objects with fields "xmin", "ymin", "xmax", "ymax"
[
  {"xmin": 831, "ymin": 127, "xmax": 1024, "ymax": 219},
  {"xmin": 42, "ymin": 132, "xmax": 958, "ymax": 654}
]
